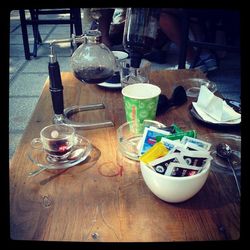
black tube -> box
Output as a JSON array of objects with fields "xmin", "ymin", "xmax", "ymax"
[{"xmin": 48, "ymin": 61, "xmax": 64, "ymax": 115}]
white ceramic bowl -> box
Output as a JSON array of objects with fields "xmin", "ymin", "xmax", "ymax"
[{"xmin": 140, "ymin": 161, "xmax": 211, "ymax": 203}]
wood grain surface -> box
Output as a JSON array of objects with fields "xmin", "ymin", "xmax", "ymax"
[{"xmin": 9, "ymin": 70, "xmax": 240, "ymax": 242}]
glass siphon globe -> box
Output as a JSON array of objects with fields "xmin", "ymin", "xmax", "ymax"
[{"xmin": 70, "ymin": 30, "xmax": 116, "ymax": 84}]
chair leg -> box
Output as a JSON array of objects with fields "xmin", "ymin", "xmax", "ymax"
[
  {"xmin": 71, "ymin": 8, "xmax": 83, "ymax": 36},
  {"xmin": 19, "ymin": 9, "xmax": 31, "ymax": 60},
  {"xmin": 32, "ymin": 9, "xmax": 42, "ymax": 43},
  {"xmin": 69, "ymin": 11, "xmax": 75, "ymax": 52},
  {"xmin": 70, "ymin": 22, "xmax": 74, "ymax": 53},
  {"xmin": 29, "ymin": 9, "xmax": 42, "ymax": 57},
  {"xmin": 70, "ymin": 8, "xmax": 83, "ymax": 51}
]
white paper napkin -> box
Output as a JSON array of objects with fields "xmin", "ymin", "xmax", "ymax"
[{"xmin": 192, "ymin": 85, "xmax": 241, "ymax": 124}]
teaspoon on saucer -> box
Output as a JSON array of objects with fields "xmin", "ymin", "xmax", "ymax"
[
  {"xmin": 28, "ymin": 147, "xmax": 87, "ymax": 177},
  {"xmin": 216, "ymin": 143, "xmax": 241, "ymax": 196}
]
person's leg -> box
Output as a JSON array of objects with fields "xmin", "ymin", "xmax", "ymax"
[
  {"xmin": 159, "ymin": 12, "xmax": 197, "ymax": 63},
  {"xmin": 81, "ymin": 8, "xmax": 94, "ymax": 33},
  {"xmin": 97, "ymin": 9, "xmax": 115, "ymax": 48},
  {"xmin": 188, "ymin": 14, "xmax": 219, "ymax": 71},
  {"xmin": 109, "ymin": 8, "xmax": 126, "ymax": 46},
  {"xmin": 159, "ymin": 11, "xmax": 218, "ymax": 72}
]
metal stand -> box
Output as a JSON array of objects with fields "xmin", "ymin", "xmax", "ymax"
[{"xmin": 53, "ymin": 104, "xmax": 114, "ymax": 129}]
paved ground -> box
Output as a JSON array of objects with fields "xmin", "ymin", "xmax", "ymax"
[{"xmin": 9, "ymin": 9, "xmax": 241, "ymax": 159}]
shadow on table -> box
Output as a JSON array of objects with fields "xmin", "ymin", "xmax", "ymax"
[
  {"xmin": 39, "ymin": 144, "xmax": 101, "ymax": 185},
  {"xmin": 172, "ymin": 171, "xmax": 240, "ymax": 210}
]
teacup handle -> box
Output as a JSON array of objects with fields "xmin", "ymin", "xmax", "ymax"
[
  {"xmin": 31, "ymin": 138, "xmax": 43, "ymax": 150},
  {"xmin": 74, "ymin": 134, "xmax": 83, "ymax": 145}
]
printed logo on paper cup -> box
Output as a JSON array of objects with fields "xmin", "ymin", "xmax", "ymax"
[
  {"xmin": 139, "ymin": 102, "xmax": 146, "ymax": 109},
  {"xmin": 138, "ymin": 110, "xmax": 149, "ymax": 119},
  {"xmin": 124, "ymin": 95, "xmax": 158, "ymax": 122},
  {"xmin": 125, "ymin": 99, "xmax": 134, "ymax": 109},
  {"xmin": 125, "ymin": 102, "xmax": 130, "ymax": 111},
  {"xmin": 131, "ymin": 106, "xmax": 136, "ymax": 120},
  {"xmin": 147, "ymin": 100, "xmax": 157, "ymax": 111}
]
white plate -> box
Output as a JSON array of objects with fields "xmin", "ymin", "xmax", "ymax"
[
  {"xmin": 98, "ymin": 82, "xmax": 122, "ymax": 89},
  {"xmin": 189, "ymin": 99, "xmax": 241, "ymax": 127}
]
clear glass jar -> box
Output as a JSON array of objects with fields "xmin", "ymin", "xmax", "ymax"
[
  {"xmin": 70, "ymin": 30, "xmax": 116, "ymax": 84},
  {"xmin": 120, "ymin": 58, "xmax": 151, "ymax": 88}
]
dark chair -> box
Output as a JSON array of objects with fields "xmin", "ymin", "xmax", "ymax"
[
  {"xmin": 19, "ymin": 8, "xmax": 83, "ymax": 60},
  {"xmin": 177, "ymin": 9, "xmax": 240, "ymax": 69}
]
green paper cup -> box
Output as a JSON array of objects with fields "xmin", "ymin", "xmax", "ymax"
[{"xmin": 122, "ymin": 83, "xmax": 161, "ymax": 132}]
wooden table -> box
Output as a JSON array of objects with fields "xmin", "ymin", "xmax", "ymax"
[{"xmin": 9, "ymin": 70, "xmax": 240, "ymax": 242}]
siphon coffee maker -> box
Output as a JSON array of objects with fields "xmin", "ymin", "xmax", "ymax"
[
  {"xmin": 48, "ymin": 9, "xmax": 161, "ymax": 129},
  {"xmin": 48, "ymin": 30, "xmax": 116, "ymax": 129}
]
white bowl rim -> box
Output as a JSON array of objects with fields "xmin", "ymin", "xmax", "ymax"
[{"xmin": 140, "ymin": 161, "xmax": 210, "ymax": 181}]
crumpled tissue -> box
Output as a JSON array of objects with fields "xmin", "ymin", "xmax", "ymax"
[{"xmin": 192, "ymin": 85, "xmax": 241, "ymax": 124}]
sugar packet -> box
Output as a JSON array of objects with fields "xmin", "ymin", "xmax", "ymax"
[
  {"xmin": 181, "ymin": 136, "xmax": 211, "ymax": 151},
  {"xmin": 164, "ymin": 163, "xmax": 201, "ymax": 177},
  {"xmin": 139, "ymin": 126, "xmax": 171, "ymax": 155}
]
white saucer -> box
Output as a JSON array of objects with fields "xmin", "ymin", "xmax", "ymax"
[
  {"xmin": 98, "ymin": 82, "xmax": 122, "ymax": 89},
  {"xmin": 199, "ymin": 133, "xmax": 241, "ymax": 175},
  {"xmin": 28, "ymin": 135, "xmax": 92, "ymax": 170},
  {"xmin": 190, "ymin": 99, "xmax": 241, "ymax": 127}
]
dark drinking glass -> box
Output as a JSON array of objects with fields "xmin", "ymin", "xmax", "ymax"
[{"xmin": 123, "ymin": 8, "xmax": 161, "ymax": 68}]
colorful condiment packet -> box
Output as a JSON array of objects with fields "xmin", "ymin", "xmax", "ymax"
[
  {"xmin": 141, "ymin": 134, "xmax": 212, "ymax": 177},
  {"xmin": 160, "ymin": 137, "xmax": 183, "ymax": 152},
  {"xmin": 156, "ymin": 130, "xmax": 197, "ymax": 142},
  {"xmin": 181, "ymin": 136, "xmax": 211, "ymax": 151},
  {"xmin": 148, "ymin": 153, "xmax": 185, "ymax": 175},
  {"xmin": 164, "ymin": 163, "xmax": 201, "ymax": 177},
  {"xmin": 139, "ymin": 141, "xmax": 169, "ymax": 164},
  {"xmin": 138, "ymin": 126, "xmax": 171, "ymax": 155}
]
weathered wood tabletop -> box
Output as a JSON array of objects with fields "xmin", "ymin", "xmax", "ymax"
[{"xmin": 9, "ymin": 70, "xmax": 240, "ymax": 242}]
